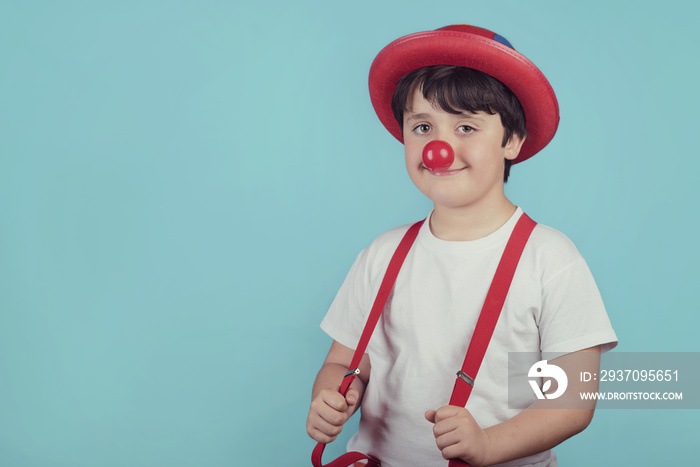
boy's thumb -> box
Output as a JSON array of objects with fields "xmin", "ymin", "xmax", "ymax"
[
  {"xmin": 346, "ymin": 388, "xmax": 359, "ymax": 406},
  {"xmin": 425, "ymin": 409, "xmax": 436, "ymax": 424}
]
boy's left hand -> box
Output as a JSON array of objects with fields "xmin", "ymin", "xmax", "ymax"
[{"xmin": 425, "ymin": 406, "xmax": 491, "ymax": 466}]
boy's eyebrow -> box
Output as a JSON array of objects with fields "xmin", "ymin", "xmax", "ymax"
[
  {"xmin": 405, "ymin": 112, "xmax": 432, "ymax": 123},
  {"xmin": 405, "ymin": 111, "xmax": 486, "ymax": 123}
]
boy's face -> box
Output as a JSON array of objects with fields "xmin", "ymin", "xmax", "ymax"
[{"xmin": 402, "ymin": 89, "xmax": 524, "ymax": 212}]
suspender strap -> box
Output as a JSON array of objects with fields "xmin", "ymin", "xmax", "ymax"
[
  {"xmin": 312, "ymin": 219, "xmax": 424, "ymax": 467},
  {"xmin": 448, "ymin": 213, "xmax": 537, "ymax": 467}
]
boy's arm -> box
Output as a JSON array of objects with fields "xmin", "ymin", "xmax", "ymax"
[
  {"xmin": 427, "ymin": 346, "xmax": 601, "ymax": 466},
  {"xmin": 307, "ymin": 340, "xmax": 371, "ymax": 444}
]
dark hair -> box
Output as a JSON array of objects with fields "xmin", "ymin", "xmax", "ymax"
[{"xmin": 390, "ymin": 65, "xmax": 527, "ymax": 182}]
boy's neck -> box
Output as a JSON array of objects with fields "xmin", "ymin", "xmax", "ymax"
[{"xmin": 429, "ymin": 198, "xmax": 517, "ymax": 242}]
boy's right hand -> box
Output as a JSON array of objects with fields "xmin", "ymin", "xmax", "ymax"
[{"xmin": 306, "ymin": 387, "xmax": 359, "ymax": 444}]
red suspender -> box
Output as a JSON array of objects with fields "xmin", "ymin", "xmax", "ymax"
[
  {"xmin": 447, "ymin": 214, "xmax": 536, "ymax": 467},
  {"xmin": 312, "ymin": 220, "xmax": 424, "ymax": 467},
  {"xmin": 312, "ymin": 214, "xmax": 537, "ymax": 467}
]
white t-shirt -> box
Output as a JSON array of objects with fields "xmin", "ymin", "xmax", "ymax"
[{"xmin": 321, "ymin": 208, "xmax": 617, "ymax": 467}]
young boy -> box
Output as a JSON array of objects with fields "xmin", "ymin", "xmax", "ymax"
[{"xmin": 307, "ymin": 25, "xmax": 617, "ymax": 467}]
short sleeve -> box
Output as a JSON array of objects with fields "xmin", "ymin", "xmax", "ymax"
[
  {"xmin": 538, "ymin": 258, "xmax": 618, "ymax": 354},
  {"xmin": 320, "ymin": 247, "xmax": 372, "ymax": 351}
]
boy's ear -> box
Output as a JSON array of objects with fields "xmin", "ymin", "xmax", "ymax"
[{"xmin": 504, "ymin": 133, "xmax": 526, "ymax": 161}]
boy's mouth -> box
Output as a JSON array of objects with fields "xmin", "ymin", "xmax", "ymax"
[{"xmin": 422, "ymin": 164, "xmax": 468, "ymax": 176}]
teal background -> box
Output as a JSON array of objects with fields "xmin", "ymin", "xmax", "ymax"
[{"xmin": 1, "ymin": 1, "xmax": 698, "ymax": 465}]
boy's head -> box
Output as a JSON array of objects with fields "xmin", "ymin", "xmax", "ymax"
[
  {"xmin": 369, "ymin": 25, "xmax": 559, "ymax": 166},
  {"xmin": 390, "ymin": 65, "xmax": 527, "ymax": 182}
]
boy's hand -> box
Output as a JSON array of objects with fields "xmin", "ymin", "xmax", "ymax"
[
  {"xmin": 307, "ymin": 387, "xmax": 359, "ymax": 444},
  {"xmin": 425, "ymin": 406, "xmax": 491, "ymax": 467}
]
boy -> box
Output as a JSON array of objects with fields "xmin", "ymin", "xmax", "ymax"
[{"xmin": 307, "ymin": 25, "xmax": 617, "ymax": 467}]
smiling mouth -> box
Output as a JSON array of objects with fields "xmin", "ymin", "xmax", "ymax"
[{"xmin": 422, "ymin": 165, "xmax": 468, "ymax": 176}]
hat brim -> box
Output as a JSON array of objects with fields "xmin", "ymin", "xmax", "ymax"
[{"xmin": 369, "ymin": 29, "xmax": 559, "ymax": 163}]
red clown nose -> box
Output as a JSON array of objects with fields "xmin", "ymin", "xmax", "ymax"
[{"xmin": 422, "ymin": 140, "xmax": 455, "ymax": 172}]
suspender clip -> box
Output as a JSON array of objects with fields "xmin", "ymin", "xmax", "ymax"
[
  {"xmin": 345, "ymin": 368, "xmax": 360, "ymax": 377},
  {"xmin": 457, "ymin": 371, "xmax": 474, "ymax": 387}
]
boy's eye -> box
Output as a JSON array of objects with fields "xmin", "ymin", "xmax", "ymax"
[
  {"xmin": 458, "ymin": 125, "xmax": 475, "ymax": 134},
  {"xmin": 413, "ymin": 124, "xmax": 431, "ymax": 135}
]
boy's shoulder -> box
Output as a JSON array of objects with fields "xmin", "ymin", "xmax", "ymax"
[
  {"xmin": 361, "ymin": 221, "xmax": 416, "ymax": 259},
  {"xmin": 371, "ymin": 221, "xmax": 416, "ymax": 246},
  {"xmin": 528, "ymin": 221, "xmax": 591, "ymax": 281},
  {"xmin": 352, "ymin": 221, "xmax": 418, "ymax": 276},
  {"xmin": 530, "ymin": 222, "xmax": 581, "ymax": 257}
]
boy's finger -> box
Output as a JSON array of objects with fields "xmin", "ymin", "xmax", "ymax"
[
  {"xmin": 323, "ymin": 391, "xmax": 348, "ymax": 412},
  {"xmin": 425, "ymin": 409, "xmax": 437, "ymax": 423},
  {"xmin": 313, "ymin": 414, "xmax": 345, "ymax": 437},
  {"xmin": 346, "ymin": 388, "xmax": 359, "ymax": 406},
  {"xmin": 317, "ymin": 403, "xmax": 348, "ymax": 427},
  {"xmin": 433, "ymin": 405, "xmax": 460, "ymax": 423}
]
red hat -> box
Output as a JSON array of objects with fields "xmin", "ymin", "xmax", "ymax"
[{"xmin": 368, "ymin": 24, "xmax": 559, "ymax": 163}]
